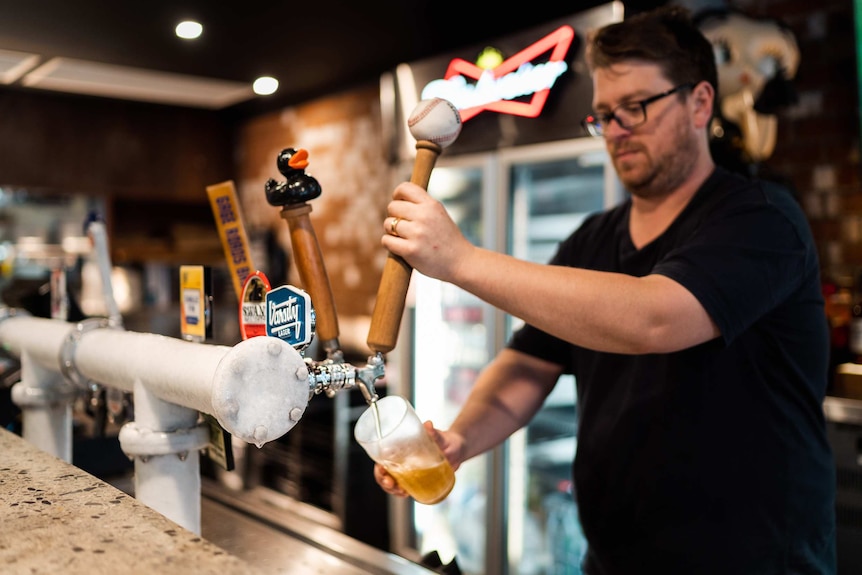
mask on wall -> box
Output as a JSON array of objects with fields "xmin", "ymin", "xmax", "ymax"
[{"xmin": 696, "ymin": 10, "xmax": 800, "ymax": 163}]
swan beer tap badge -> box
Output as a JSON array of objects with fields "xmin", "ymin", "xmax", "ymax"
[
  {"xmin": 240, "ymin": 272, "xmax": 314, "ymax": 349},
  {"xmin": 239, "ymin": 271, "xmax": 271, "ymax": 340}
]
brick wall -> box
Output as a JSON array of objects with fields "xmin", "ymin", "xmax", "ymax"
[
  {"xmin": 233, "ymin": 82, "xmax": 390, "ymax": 356},
  {"xmin": 727, "ymin": 0, "xmax": 861, "ymax": 378},
  {"xmin": 732, "ymin": 0, "xmax": 861, "ymax": 282}
]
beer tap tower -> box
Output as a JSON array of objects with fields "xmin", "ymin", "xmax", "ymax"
[
  {"xmin": 0, "ymin": 97, "xmax": 461, "ymax": 539},
  {"xmin": 264, "ymin": 98, "xmax": 462, "ymax": 405},
  {"xmin": 264, "ymin": 147, "xmax": 382, "ymax": 403}
]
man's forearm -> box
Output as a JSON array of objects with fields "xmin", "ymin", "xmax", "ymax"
[{"xmin": 448, "ymin": 349, "xmax": 561, "ymax": 463}]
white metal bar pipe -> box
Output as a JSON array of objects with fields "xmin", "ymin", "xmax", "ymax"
[
  {"xmin": 2, "ymin": 313, "xmax": 311, "ymax": 534},
  {"xmin": 74, "ymin": 327, "xmax": 229, "ymax": 413},
  {"xmin": 11, "ymin": 351, "xmax": 77, "ymax": 462},
  {"xmin": 123, "ymin": 378, "xmax": 206, "ymax": 533},
  {"xmin": 0, "ymin": 314, "xmax": 311, "ymax": 445},
  {"xmin": 2, "ymin": 316, "xmax": 71, "ymax": 373}
]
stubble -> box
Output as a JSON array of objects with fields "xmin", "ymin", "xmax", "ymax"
[{"xmin": 612, "ymin": 114, "xmax": 700, "ymax": 200}]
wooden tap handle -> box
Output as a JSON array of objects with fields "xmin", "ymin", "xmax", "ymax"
[
  {"xmin": 281, "ymin": 204, "xmax": 339, "ymax": 345},
  {"xmin": 367, "ymin": 141, "xmax": 442, "ymax": 354}
]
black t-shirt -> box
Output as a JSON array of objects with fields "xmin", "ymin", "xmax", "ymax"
[{"xmin": 509, "ymin": 167, "xmax": 836, "ymax": 574}]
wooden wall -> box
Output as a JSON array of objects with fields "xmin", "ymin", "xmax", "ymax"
[
  {"xmin": 0, "ymin": 88, "xmax": 231, "ymax": 199},
  {"xmin": 0, "ymin": 87, "xmax": 234, "ymax": 265}
]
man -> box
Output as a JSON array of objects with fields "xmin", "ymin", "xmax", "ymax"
[{"xmin": 375, "ymin": 6, "xmax": 836, "ymax": 573}]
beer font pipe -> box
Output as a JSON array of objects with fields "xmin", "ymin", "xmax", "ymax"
[
  {"xmin": 86, "ymin": 213, "xmax": 134, "ymax": 427},
  {"xmin": 0, "ymin": 310, "xmax": 310, "ymax": 533},
  {"xmin": 86, "ymin": 215, "xmax": 124, "ymax": 329}
]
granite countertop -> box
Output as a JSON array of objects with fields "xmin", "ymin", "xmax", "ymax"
[{"xmin": 0, "ymin": 428, "xmax": 263, "ymax": 575}]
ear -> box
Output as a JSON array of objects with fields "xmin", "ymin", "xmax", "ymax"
[{"xmin": 691, "ymin": 81, "xmax": 715, "ymax": 129}]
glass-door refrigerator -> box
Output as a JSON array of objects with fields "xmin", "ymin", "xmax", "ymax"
[{"xmin": 391, "ymin": 137, "xmax": 623, "ymax": 575}]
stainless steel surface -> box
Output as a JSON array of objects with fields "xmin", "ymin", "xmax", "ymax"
[
  {"xmin": 201, "ymin": 479, "xmax": 435, "ymax": 575},
  {"xmin": 201, "ymin": 495, "xmax": 373, "ymax": 575},
  {"xmin": 824, "ymin": 395, "xmax": 862, "ymax": 426},
  {"xmin": 106, "ymin": 473, "xmax": 433, "ymax": 575}
]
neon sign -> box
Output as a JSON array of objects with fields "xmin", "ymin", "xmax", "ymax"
[{"xmin": 421, "ymin": 25, "xmax": 576, "ymax": 122}]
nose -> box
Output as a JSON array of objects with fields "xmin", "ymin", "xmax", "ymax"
[{"xmin": 602, "ymin": 116, "xmax": 631, "ymax": 140}]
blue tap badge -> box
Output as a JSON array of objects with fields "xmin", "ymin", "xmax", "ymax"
[{"xmin": 265, "ymin": 285, "xmax": 313, "ymax": 349}]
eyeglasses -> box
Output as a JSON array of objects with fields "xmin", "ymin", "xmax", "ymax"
[{"xmin": 581, "ymin": 83, "xmax": 695, "ymax": 137}]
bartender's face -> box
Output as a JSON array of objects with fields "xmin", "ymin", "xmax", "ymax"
[{"xmin": 591, "ymin": 61, "xmax": 701, "ymax": 199}]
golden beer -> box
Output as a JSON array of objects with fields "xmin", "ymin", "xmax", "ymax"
[
  {"xmin": 387, "ymin": 458, "xmax": 455, "ymax": 505},
  {"xmin": 355, "ymin": 395, "xmax": 456, "ymax": 505}
]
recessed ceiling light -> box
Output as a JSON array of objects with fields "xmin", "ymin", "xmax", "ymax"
[
  {"xmin": 253, "ymin": 76, "xmax": 278, "ymax": 96},
  {"xmin": 175, "ymin": 21, "xmax": 203, "ymax": 40}
]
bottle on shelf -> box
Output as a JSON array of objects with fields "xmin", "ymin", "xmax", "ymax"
[{"xmin": 823, "ymin": 271, "xmax": 853, "ymax": 392}]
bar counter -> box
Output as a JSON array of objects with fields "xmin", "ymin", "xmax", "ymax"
[
  {"xmin": 1, "ymin": 427, "xmax": 437, "ymax": 575},
  {"xmin": 0, "ymin": 427, "xmax": 262, "ymax": 575}
]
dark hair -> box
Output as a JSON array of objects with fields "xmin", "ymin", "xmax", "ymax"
[{"xmin": 586, "ymin": 5, "xmax": 718, "ymax": 95}]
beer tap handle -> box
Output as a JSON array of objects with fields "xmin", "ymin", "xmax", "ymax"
[
  {"xmin": 85, "ymin": 213, "xmax": 123, "ymax": 329},
  {"xmin": 366, "ymin": 142, "xmax": 440, "ymax": 354},
  {"xmin": 367, "ymin": 98, "xmax": 462, "ymax": 355},
  {"xmin": 282, "ymin": 205, "xmax": 340, "ymax": 349},
  {"xmin": 265, "ymin": 148, "xmax": 340, "ymax": 355}
]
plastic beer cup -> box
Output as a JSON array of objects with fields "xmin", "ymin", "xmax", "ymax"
[{"xmin": 354, "ymin": 395, "xmax": 455, "ymax": 505}]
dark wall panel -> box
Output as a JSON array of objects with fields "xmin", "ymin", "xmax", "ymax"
[{"xmin": 0, "ymin": 87, "xmax": 233, "ymax": 201}]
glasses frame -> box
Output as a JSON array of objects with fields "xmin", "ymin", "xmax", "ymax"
[{"xmin": 582, "ymin": 82, "xmax": 695, "ymax": 137}]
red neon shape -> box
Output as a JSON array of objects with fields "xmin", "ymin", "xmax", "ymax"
[{"xmin": 443, "ymin": 25, "xmax": 575, "ymax": 122}]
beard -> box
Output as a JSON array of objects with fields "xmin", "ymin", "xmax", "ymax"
[{"xmin": 610, "ymin": 115, "xmax": 700, "ymax": 200}]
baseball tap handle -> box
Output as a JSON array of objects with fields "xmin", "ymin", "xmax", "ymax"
[
  {"xmin": 265, "ymin": 148, "xmax": 340, "ymax": 356},
  {"xmin": 367, "ymin": 99, "xmax": 462, "ymax": 355},
  {"xmin": 366, "ymin": 141, "xmax": 442, "ymax": 354}
]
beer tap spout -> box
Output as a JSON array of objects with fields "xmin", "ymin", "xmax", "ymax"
[
  {"xmin": 356, "ymin": 352, "xmax": 385, "ymax": 405},
  {"xmin": 303, "ymin": 352, "xmax": 383, "ymax": 405}
]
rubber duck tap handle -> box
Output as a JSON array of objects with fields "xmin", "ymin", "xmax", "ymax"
[{"xmin": 266, "ymin": 148, "xmax": 340, "ymax": 354}]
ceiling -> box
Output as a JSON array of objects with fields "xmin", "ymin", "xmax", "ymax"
[{"xmin": 0, "ymin": 1, "xmax": 666, "ymax": 119}]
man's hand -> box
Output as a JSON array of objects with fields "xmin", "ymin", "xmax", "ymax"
[
  {"xmin": 372, "ymin": 421, "xmax": 464, "ymax": 498},
  {"xmin": 381, "ymin": 182, "xmax": 474, "ymax": 283}
]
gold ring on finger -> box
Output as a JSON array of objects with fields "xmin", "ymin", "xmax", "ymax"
[{"xmin": 390, "ymin": 217, "xmax": 401, "ymax": 237}]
